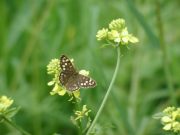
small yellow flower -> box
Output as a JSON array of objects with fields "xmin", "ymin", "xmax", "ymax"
[
  {"xmin": 163, "ymin": 123, "xmax": 172, "ymax": 131},
  {"xmin": 47, "ymin": 59, "xmax": 60, "ymax": 75},
  {"xmin": 163, "ymin": 106, "xmax": 175, "ymax": 114},
  {"xmin": 47, "ymin": 59, "xmax": 61, "ymax": 87},
  {"xmin": 79, "ymin": 70, "xmax": 89, "ymax": 76},
  {"xmin": 161, "ymin": 116, "xmax": 172, "ymax": 123},
  {"xmin": 50, "ymin": 83, "xmax": 66, "ymax": 96},
  {"xmin": 96, "ymin": 28, "xmax": 108, "ymax": 41},
  {"xmin": 172, "ymin": 121, "xmax": 180, "ymax": 132},
  {"xmin": 109, "ymin": 18, "xmax": 125, "ymax": 31},
  {"xmin": 120, "ymin": 28, "xmax": 139, "ymax": 44},
  {"xmin": 72, "ymin": 91, "xmax": 80, "ymax": 99},
  {"xmin": 67, "ymin": 90, "xmax": 81, "ymax": 101},
  {"xmin": 0, "ymin": 96, "xmax": 14, "ymax": 113},
  {"xmin": 172, "ymin": 108, "xmax": 180, "ymax": 120},
  {"xmin": 160, "ymin": 106, "xmax": 180, "ymax": 133},
  {"xmin": 128, "ymin": 34, "xmax": 139, "ymax": 43},
  {"xmin": 108, "ymin": 30, "xmax": 120, "ymax": 43},
  {"xmin": 74, "ymin": 105, "xmax": 91, "ymax": 121}
]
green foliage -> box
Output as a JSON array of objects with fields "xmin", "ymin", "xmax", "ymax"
[{"xmin": 0, "ymin": 0, "xmax": 179, "ymax": 135}]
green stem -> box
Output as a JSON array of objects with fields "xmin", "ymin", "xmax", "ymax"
[
  {"xmin": 156, "ymin": 1, "xmax": 177, "ymax": 105},
  {"xmin": 2, "ymin": 115, "xmax": 31, "ymax": 135},
  {"xmin": 86, "ymin": 46, "xmax": 120, "ymax": 135},
  {"xmin": 74, "ymin": 98, "xmax": 83, "ymax": 135}
]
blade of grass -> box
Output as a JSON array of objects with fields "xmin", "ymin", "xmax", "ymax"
[
  {"xmin": 10, "ymin": 0, "xmax": 55, "ymax": 91},
  {"xmin": 155, "ymin": 0, "xmax": 177, "ymax": 106},
  {"xmin": 128, "ymin": 47, "xmax": 141, "ymax": 133}
]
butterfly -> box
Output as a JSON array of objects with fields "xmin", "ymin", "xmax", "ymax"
[{"xmin": 59, "ymin": 55, "xmax": 96, "ymax": 91}]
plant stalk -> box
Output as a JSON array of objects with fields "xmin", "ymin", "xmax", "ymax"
[
  {"xmin": 2, "ymin": 115, "xmax": 31, "ymax": 135},
  {"xmin": 156, "ymin": 0, "xmax": 177, "ymax": 105},
  {"xmin": 86, "ymin": 46, "xmax": 121, "ymax": 135}
]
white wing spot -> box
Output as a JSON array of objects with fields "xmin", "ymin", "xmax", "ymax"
[
  {"xmin": 63, "ymin": 67, "xmax": 66, "ymax": 70},
  {"xmin": 90, "ymin": 81, "xmax": 94, "ymax": 85}
]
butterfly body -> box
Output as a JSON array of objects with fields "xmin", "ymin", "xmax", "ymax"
[{"xmin": 59, "ymin": 55, "xmax": 96, "ymax": 91}]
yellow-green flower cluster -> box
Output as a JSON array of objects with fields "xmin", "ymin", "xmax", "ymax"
[
  {"xmin": 74, "ymin": 105, "xmax": 91, "ymax": 122},
  {"xmin": 0, "ymin": 96, "xmax": 14, "ymax": 113},
  {"xmin": 96, "ymin": 28, "xmax": 108, "ymax": 41},
  {"xmin": 47, "ymin": 59, "xmax": 61, "ymax": 86},
  {"xmin": 47, "ymin": 58, "xmax": 90, "ymax": 100},
  {"xmin": 96, "ymin": 18, "xmax": 139, "ymax": 45},
  {"xmin": 161, "ymin": 107, "xmax": 180, "ymax": 133}
]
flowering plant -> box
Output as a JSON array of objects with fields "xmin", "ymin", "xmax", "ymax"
[{"xmin": 96, "ymin": 18, "xmax": 138, "ymax": 45}]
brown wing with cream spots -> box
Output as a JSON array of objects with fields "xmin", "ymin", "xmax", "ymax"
[
  {"xmin": 65, "ymin": 74, "xmax": 96, "ymax": 91},
  {"xmin": 59, "ymin": 55, "xmax": 77, "ymax": 85},
  {"xmin": 77, "ymin": 74, "xmax": 96, "ymax": 88}
]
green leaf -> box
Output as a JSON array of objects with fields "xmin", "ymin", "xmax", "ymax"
[
  {"xmin": 153, "ymin": 112, "xmax": 164, "ymax": 119},
  {"xmin": 4, "ymin": 107, "xmax": 20, "ymax": 118}
]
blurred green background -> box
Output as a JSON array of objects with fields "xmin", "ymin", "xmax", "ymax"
[{"xmin": 0, "ymin": 0, "xmax": 180, "ymax": 134}]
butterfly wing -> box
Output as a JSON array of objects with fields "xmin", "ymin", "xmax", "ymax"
[
  {"xmin": 77, "ymin": 74, "xmax": 96, "ymax": 88},
  {"xmin": 59, "ymin": 55, "xmax": 77, "ymax": 85},
  {"xmin": 65, "ymin": 74, "xmax": 96, "ymax": 91}
]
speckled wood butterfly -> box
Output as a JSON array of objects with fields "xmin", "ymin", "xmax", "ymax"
[{"xmin": 59, "ymin": 55, "xmax": 96, "ymax": 91}]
